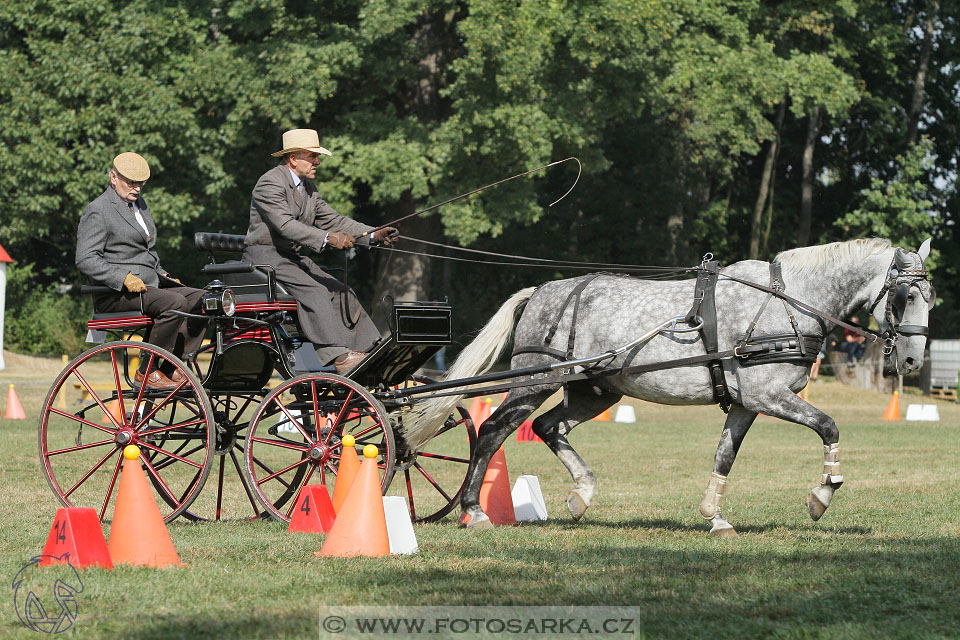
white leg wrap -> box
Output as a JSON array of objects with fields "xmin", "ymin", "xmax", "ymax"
[
  {"xmin": 821, "ymin": 443, "xmax": 843, "ymax": 485},
  {"xmin": 699, "ymin": 472, "xmax": 728, "ymax": 520}
]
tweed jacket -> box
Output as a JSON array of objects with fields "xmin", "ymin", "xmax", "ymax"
[
  {"xmin": 76, "ymin": 187, "xmax": 167, "ymax": 291},
  {"xmin": 245, "ymin": 165, "xmax": 373, "ymax": 255}
]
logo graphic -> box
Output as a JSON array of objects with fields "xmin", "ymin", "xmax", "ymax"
[{"xmin": 11, "ymin": 554, "xmax": 84, "ymax": 634}]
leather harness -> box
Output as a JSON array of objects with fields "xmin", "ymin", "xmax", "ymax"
[{"xmin": 509, "ymin": 264, "xmax": 825, "ymax": 412}]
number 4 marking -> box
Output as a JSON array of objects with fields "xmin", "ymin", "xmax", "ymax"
[{"xmin": 300, "ymin": 495, "xmax": 311, "ymax": 516}]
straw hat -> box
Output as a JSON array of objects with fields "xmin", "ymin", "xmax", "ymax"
[
  {"xmin": 113, "ymin": 152, "xmax": 150, "ymax": 182},
  {"xmin": 271, "ymin": 129, "xmax": 332, "ymax": 157}
]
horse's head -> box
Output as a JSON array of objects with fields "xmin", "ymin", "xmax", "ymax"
[{"xmin": 869, "ymin": 239, "xmax": 935, "ymax": 376}]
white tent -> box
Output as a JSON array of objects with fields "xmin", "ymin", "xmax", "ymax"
[{"xmin": 0, "ymin": 242, "xmax": 12, "ymax": 370}]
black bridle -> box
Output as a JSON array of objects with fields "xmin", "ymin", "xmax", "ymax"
[{"xmin": 867, "ymin": 259, "xmax": 934, "ymax": 355}]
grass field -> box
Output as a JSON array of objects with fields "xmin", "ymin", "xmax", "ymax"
[{"xmin": 1, "ymin": 351, "xmax": 959, "ymax": 639}]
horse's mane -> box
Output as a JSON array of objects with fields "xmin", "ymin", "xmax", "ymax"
[{"xmin": 775, "ymin": 238, "xmax": 891, "ymax": 272}]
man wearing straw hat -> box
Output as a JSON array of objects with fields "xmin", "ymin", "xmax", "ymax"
[
  {"xmin": 243, "ymin": 129, "xmax": 398, "ymax": 374},
  {"xmin": 76, "ymin": 152, "xmax": 206, "ymax": 390}
]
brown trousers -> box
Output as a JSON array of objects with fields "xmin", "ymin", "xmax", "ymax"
[{"xmin": 95, "ymin": 286, "xmax": 207, "ymax": 372}]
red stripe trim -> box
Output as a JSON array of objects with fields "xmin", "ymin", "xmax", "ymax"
[
  {"xmin": 226, "ymin": 328, "xmax": 274, "ymax": 342},
  {"xmin": 87, "ymin": 316, "xmax": 153, "ymax": 329},
  {"xmin": 235, "ymin": 302, "xmax": 298, "ymax": 313}
]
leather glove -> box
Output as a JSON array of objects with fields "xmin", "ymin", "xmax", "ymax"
[
  {"xmin": 372, "ymin": 227, "xmax": 399, "ymax": 246},
  {"xmin": 326, "ymin": 231, "xmax": 355, "ymax": 250},
  {"xmin": 123, "ymin": 272, "xmax": 146, "ymax": 293}
]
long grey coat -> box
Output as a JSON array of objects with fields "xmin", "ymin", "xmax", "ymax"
[
  {"xmin": 242, "ymin": 165, "xmax": 381, "ymax": 363},
  {"xmin": 76, "ymin": 187, "xmax": 167, "ymax": 290}
]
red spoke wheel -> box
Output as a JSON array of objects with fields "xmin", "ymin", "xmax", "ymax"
[
  {"xmin": 39, "ymin": 341, "xmax": 214, "ymax": 523},
  {"xmin": 389, "ymin": 376, "xmax": 476, "ymax": 522},
  {"xmin": 244, "ymin": 373, "xmax": 394, "ymax": 521}
]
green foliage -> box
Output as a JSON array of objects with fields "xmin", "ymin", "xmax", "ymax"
[
  {"xmin": 834, "ymin": 138, "xmax": 939, "ymax": 251},
  {"xmin": 3, "ymin": 263, "xmax": 90, "ymax": 356}
]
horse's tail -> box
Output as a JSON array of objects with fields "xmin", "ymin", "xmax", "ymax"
[{"xmin": 399, "ymin": 287, "xmax": 537, "ymax": 450}]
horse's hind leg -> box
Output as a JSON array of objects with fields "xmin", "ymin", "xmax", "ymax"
[
  {"xmin": 460, "ymin": 387, "xmax": 556, "ymax": 529},
  {"xmin": 531, "ymin": 384, "xmax": 621, "ymax": 521},
  {"xmin": 700, "ymin": 404, "xmax": 758, "ymax": 537},
  {"xmin": 745, "ymin": 390, "xmax": 842, "ymax": 521}
]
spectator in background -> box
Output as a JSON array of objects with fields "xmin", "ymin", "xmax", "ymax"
[{"xmin": 837, "ymin": 315, "xmax": 867, "ymax": 367}]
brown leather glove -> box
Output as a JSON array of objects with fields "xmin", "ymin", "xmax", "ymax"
[
  {"xmin": 326, "ymin": 231, "xmax": 355, "ymax": 250},
  {"xmin": 373, "ymin": 227, "xmax": 399, "ymax": 246},
  {"xmin": 123, "ymin": 272, "xmax": 146, "ymax": 293}
]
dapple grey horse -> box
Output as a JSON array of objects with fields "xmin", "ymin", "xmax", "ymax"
[{"xmin": 402, "ymin": 238, "xmax": 934, "ymax": 535}]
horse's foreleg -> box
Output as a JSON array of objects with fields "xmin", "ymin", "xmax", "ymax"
[
  {"xmin": 700, "ymin": 404, "xmax": 758, "ymax": 537},
  {"xmin": 745, "ymin": 390, "xmax": 842, "ymax": 522},
  {"xmin": 459, "ymin": 389, "xmax": 554, "ymax": 529},
  {"xmin": 531, "ymin": 385, "xmax": 620, "ymax": 521}
]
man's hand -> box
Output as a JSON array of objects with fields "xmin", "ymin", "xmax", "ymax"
[
  {"xmin": 163, "ymin": 273, "xmax": 182, "ymax": 284},
  {"xmin": 123, "ymin": 272, "xmax": 146, "ymax": 293},
  {"xmin": 326, "ymin": 231, "xmax": 355, "ymax": 250},
  {"xmin": 373, "ymin": 227, "xmax": 399, "ymax": 246}
]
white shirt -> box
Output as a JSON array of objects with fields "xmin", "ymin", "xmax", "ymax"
[{"xmin": 130, "ymin": 203, "xmax": 149, "ymax": 236}]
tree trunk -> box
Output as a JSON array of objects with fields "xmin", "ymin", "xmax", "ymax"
[
  {"xmin": 369, "ymin": 11, "xmax": 450, "ymax": 331},
  {"xmin": 906, "ymin": 1, "xmax": 938, "ymax": 146},
  {"xmin": 798, "ymin": 104, "xmax": 821, "ymax": 247},
  {"xmin": 750, "ymin": 100, "xmax": 786, "ymax": 259},
  {"xmin": 371, "ymin": 210, "xmax": 436, "ymax": 332}
]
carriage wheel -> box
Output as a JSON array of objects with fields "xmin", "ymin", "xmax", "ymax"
[
  {"xmin": 389, "ymin": 376, "xmax": 476, "ymax": 522},
  {"xmin": 244, "ymin": 373, "xmax": 394, "ymax": 522},
  {"xmin": 39, "ymin": 341, "xmax": 214, "ymax": 523}
]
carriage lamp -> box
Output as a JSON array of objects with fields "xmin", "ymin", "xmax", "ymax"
[{"xmin": 202, "ymin": 280, "xmax": 236, "ymax": 317}]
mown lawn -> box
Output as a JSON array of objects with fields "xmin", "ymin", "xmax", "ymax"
[{"xmin": 1, "ymin": 352, "xmax": 958, "ymax": 639}]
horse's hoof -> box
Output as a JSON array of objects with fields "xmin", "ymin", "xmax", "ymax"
[
  {"xmin": 566, "ymin": 492, "xmax": 588, "ymax": 521},
  {"xmin": 806, "ymin": 493, "xmax": 827, "ymax": 521},
  {"xmin": 459, "ymin": 510, "xmax": 494, "ymax": 530},
  {"xmin": 806, "ymin": 484, "xmax": 835, "ymax": 521},
  {"xmin": 710, "ymin": 524, "xmax": 738, "ymax": 538},
  {"xmin": 708, "ymin": 514, "xmax": 737, "ymax": 538}
]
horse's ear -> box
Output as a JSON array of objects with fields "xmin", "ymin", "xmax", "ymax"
[
  {"xmin": 894, "ymin": 247, "xmax": 909, "ymax": 268},
  {"xmin": 917, "ymin": 238, "xmax": 931, "ymax": 263}
]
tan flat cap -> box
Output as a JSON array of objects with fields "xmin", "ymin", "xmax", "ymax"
[
  {"xmin": 272, "ymin": 129, "xmax": 332, "ymax": 157},
  {"xmin": 113, "ymin": 152, "xmax": 150, "ymax": 182}
]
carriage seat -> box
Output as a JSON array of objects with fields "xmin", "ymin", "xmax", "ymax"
[{"xmin": 194, "ymin": 232, "xmax": 298, "ymax": 304}]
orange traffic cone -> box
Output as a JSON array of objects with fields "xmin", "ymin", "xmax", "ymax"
[
  {"xmin": 470, "ymin": 402, "xmax": 515, "ymax": 525},
  {"xmin": 594, "ymin": 408, "xmax": 610, "ymax": 422},
  {"xmin": 101, "ymin": 399, "xmax": 123, "ymax": 425},
  {"xmin": 316, "ymin": 445, "xmax": 390, "ymax": 557},
  {"xmin": 882, "ymin": 391, "xmax": 900, "ymax": 421},
  {"xmin": 467, "ymin": 397, "xmax": 485, "ymax": 426},
  {"xmin": 5, "ymin": 384, "xmax": 26, "ymax": 420},
  {"xmin": 107, "ymin": 446, "xmax": 183, "ymax": 567},
  {"xmin": 330, "ymin": 435, "xmax": 360, "ymax": 514},
  {"xmin": 478, "ymin": 446, "xmax": 516, "ymax": 525}
]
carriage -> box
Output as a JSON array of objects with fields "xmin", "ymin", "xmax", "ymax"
[
  {"xmin": 39, "ymin": 233, "xmax": 934, "ymax": 536},
  {"xmin": 39, "ymin": 232, "xmax": 478, "ymax": 524}
]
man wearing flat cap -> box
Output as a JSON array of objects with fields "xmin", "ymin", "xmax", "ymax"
[
  {"xmin": 76, "ymin": 152, "xmax": 206, "ymax": 389},
  {"xmin": 243, "ymin": 129, "xmax": 398, "ymax": 373}
]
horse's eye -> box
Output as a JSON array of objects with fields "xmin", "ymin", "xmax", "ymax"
[{"xmin": 908, "ymin": 294, "xmax": 916, "ymax": 303}]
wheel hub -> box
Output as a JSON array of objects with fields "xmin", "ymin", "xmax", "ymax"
[
  {"xmin": 308, "ymin": 443, "xmax": 330, "ymax": 463},
  {"xmin": 115, "ymin": 429, "xmax": 135, "ymax": 446}
]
